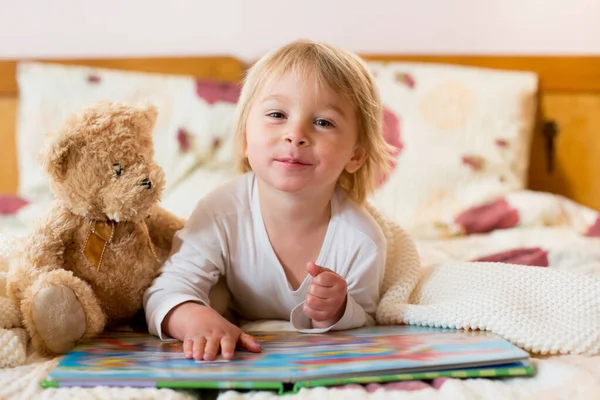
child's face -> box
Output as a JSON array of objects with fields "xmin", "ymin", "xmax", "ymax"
[{"xmin": 245, "ymin": 71, "xmax": 365, "ymax": 196}]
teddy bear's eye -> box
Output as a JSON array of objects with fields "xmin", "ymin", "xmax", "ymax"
[{"xmin": 113, "ymin": 163, "xmax": 123, "ymax": 176}]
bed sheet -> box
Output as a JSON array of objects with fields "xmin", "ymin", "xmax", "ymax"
[{"xmin": 0, "ymin": 190, "xmax": 599, "ymax": 400}]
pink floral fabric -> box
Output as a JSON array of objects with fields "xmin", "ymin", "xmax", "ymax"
[
  {"xmin": 440, "ymin": 191, "xmax": 598, "ymax": 239},
  {"xmin": 455, "ymin": 198, "xmax": 519, "ymax": 234},
  {"xmin": 378, "ymin": 108, "xmax": 403, "ymax": 186},
  {"xmin": 586, "ymin": 217, "xmax": 600, "ymax": 237},
  {"xmin": 366, "ymin": 61, "xmax": 539, "ymax": 236},
  {"xmin": 0, "ymin": 195, "xmax": 29, "ymax": 215},
  {"xmin": 195, "ymin": 80, "xmax": 240, "ymax": 105},
  {"xmin": 474, "ymin": 247, "xmax": 549, "ymax": 267}
]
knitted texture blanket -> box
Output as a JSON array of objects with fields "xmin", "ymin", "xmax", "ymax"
[
  {"xmin": 0, "ymin": 235, "xmax": 28, "ymax": 368},
  {"xmin": 367, "ymin": 203, "xmax": 600, "ymax": 356},
  {"xmin": 1, "ymin": 204, "xmax": 599, "ymax": 374}
]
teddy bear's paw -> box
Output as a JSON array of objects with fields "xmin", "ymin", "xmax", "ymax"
[{"xmin": 32, "ymin": 285, "xmax": 86, "ymax": 354}]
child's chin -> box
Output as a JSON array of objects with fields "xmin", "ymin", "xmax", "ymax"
[
  {"xmin": 258, "ymin": 171, "xmax": 317, "ymax": 194},
  {"xmin": 274, "ymin": 182, "xmax": 307, "ymax": 193},
  {"xmin": 271, "ymin": 178, "xmax": 311, "ymax": 194}
]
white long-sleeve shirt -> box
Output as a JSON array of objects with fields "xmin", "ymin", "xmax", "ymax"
[{"xmin": 144, "ymin": 172, "xmax": 387, "ymax": 340}]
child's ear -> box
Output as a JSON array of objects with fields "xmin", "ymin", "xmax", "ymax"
[{"xmin": 344, "ymin": 145, "xmax": 368, "ymax": 174}]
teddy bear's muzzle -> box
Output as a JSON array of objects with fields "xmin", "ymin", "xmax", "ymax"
[{"xmin": 139, "ymin": 178, "xmax": 152, "ymax": 190}]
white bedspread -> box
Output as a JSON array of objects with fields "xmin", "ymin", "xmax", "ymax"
[{"xmin": 1, "ymin": 190, "xmax": 599, "ymax": 400}]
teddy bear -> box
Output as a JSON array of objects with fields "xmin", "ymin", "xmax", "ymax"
[{"xmin": 5, "ymin": 100, "xmax": 198, "ymax": 356}]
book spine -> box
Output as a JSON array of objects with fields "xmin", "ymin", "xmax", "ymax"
[
  {"xmin": 156, "ymin": 381, "xmax": 284, "ymax": 391},
  {"xmin": 291, "ymin": 365, "xmax": 534, "ymax": 392}
]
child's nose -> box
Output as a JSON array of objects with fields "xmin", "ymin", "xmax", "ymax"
[
  {"xmin": 285, "ymin": 137, "xmax": 308, "ymax": 147},
  {"xmin": 284, "ymin": 128, "xmax": 310, "ymax": 147}
]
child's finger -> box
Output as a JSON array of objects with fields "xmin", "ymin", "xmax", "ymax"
[
  {"xmin": 313, "ymin": 271, "xmax": 344, "ymax": 287},
  {"xmin": 309, "ymin": 283, "xmax": 329, "ymax": 299},
  {"xmin": 220, "ymin": 336, "xmax": 237, "ymax": 360},
  {"xmin": 306, "ymin": 261, "xmax": 327, "ymax": 277},
  {"xmin": 303, "ymin": 304, "xmax": 331, "ymax": 322},
  {"xmin": 306, "ymin": 293, "xmax": 329, "ymax": 311},
  {"xmin": 183, "ymin": 338, "xmax": 194, "ymax": 359},
  {"xmin": 192, "ymin": 337, "xmax": 207, "ymax": 361},
  {"xmin": 238, "ymin": 332, "xmax": 262, "ymax": 353},
  {"xmin": 309, "ymin": 282, "xmax": 331, "ymax": 299},
  {"xmin": 203, "ymin": 337, "xmax": 221, "ymax": 361}
]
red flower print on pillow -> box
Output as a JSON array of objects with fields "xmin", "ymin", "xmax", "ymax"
[
  {"xmin": 495, "ymin": 138, "xmax": 509, "ymax": 148},
  {"xmin": 378, "ymin": 108, "xmax": 403, "ymax": 187},
  {"xmin": 586, "ymin": 216, "xmax": 600, "ymax": 237},
  {"xmin": 0, "ymin": 194, "xmax": 29, "ymax": 215},
  {"xmin": 87, "ymin": 74, "xmax": 101, "ymax": 84},
  {"xmin": 196, "ymin": 80, "xmax": 240, "ymax": 105},
  {"xmin": 176, "ymin": 129, "xmax": 223, "ymax": 155},
  {"xmin": 473, "ymin": 247, "xmax": 549, "ymax": 267},
  {"xmin": 394, "ymin": 72, "xmax": 415, "ymax": 89},
  {"xmin": 455, "ymin": 198, "xmax": 519, "ymax": 234},
  {"xmin": 177, "ymin": 128, "xmax": 192, "ymax": 153},
  {"xmin": 461, "ymin": 155, "xmax": 485, "ymax": 171}
]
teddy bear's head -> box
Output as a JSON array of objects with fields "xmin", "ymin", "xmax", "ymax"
[{"xmin": 40, "ymin": 101, "xmax": 166, "ymax": 222}]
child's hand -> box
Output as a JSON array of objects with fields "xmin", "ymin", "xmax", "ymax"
[
  {"xmin": 162, "ymin": 302, "xmax": 262, "ymax": 361},
  {"xmin": 303, "ymin": 261, "xmax": 348, "ymax": 329}
]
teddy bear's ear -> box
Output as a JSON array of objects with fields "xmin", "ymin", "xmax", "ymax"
[
  {"xmin": 38, "ymin": 131, "xmax": 76, "ymax": 181},
  {"xmin": 141, "ymin": 103, "xmax": 158, "ymax": 125},
  {"xmin": 135, "ymin": 102, "xmax": 158, "ymax": 132}
]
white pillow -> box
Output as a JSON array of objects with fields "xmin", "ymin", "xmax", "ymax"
[
  {"xmin": 161, "ymin": 167, "xmax": 238, "ymax": 220},
  {"xmin": 367, "ymin": 61, "xmax": 538, "ymax": 236},
  {"xmin": 15, "ymin": 62, "xmax": 239, "ymax": 208}
]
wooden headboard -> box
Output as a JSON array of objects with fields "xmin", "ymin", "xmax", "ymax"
[{"xmin": 1, "ymin": 56, "xmax": 599, "ymax": 211}]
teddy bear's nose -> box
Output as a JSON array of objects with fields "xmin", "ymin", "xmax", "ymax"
[{"xmin": 140, "ymin": 178, "xmax": 152, "ymax": 190}]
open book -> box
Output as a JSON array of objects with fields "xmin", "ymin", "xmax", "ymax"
[{"xmin": 41, "ymin": 325, "xmax": 534, "ymax": 394}]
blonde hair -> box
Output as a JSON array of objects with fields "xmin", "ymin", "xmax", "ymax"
[{"xmin": 233, "ymin": 39, "xmax": 395, "ymax": 203}]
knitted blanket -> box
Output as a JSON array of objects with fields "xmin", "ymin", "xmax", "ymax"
[
  {"xmin": 369, "ymin": 204, "xmax": 600, "ymax": 356},
  {"xmin": 0, "ymin": 204, "xmax": 599, "ymax": 375}
]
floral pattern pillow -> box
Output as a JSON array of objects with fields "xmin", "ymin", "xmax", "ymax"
[
  {"xmin": 15, "ymin": 62, "xmax": 240, "ymax": 204},
  {"xmin": 367, "ymin": 61, "xmax": 539, "ymax": 236},
  {"xmin": 0, "ymin": 195, "xmax": 29, "ymax": 215}
]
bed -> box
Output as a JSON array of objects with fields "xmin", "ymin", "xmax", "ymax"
[{"xmin": 0, "ymin": 55, "xmax": 599, "ymax": 400}]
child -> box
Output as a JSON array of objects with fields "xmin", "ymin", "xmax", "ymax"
[{"xmin": 143, "ymin": 39, "xmax": 396, "ymax": 362}]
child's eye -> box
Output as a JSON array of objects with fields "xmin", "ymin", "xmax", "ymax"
[
  {"xmin": 315, "ymin": 119, "xmax": 334, "ymax": 128},
  {"xmin": 113, "ymin": 162, "xmax": 123, "ymax": 176},
  {"xmin": 267, "ymin": 112, "xmax": 285, "ymax": 119}
]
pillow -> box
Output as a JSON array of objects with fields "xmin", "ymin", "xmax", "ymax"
[
  {"xmin": 0, "ymin": 194, "xmax": 29, "ymax": 215},
  {"xmin": 160, "ymin": 167, "xmax": 238, "ymax": 220},
  {"xmin": 367, "ymin": 61, "xmax": 538, "ymax": 237},
  {"xmin": 15, "ymin": 62, "xmax": 239, "ymax": 209}
]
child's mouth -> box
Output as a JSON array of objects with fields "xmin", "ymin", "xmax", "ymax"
[{"xmin": 275, "ymin": 158, "xmax": 311, "ymax": 166}]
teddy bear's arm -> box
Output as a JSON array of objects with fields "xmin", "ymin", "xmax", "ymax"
[
  {"xmin": 146, "ymin": 204, "xmax": 185, "ymax": 262},
  {"xmin": 7, "ymin": 202, "xmax": 77, "ymax": 302},
  {"xmin": 21, "ymin": 203, "xmax": 77, "ymax": 276}
]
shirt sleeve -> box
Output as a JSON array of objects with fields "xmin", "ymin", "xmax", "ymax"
[
  {"xmin": 289, "ymin": 245, "xmax": 386, "ymax": 333},
  {"xmin": 143, "ymin": 205, "xmax": 227, "ymax": 340}
]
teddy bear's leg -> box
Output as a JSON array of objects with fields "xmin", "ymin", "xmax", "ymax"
[{"xmin": 21, "ymin": 269, "xmax": 106, "ymax": 355}]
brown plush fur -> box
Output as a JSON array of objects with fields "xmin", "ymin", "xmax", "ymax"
[{"xmin": 6, "ymin": 101, "xmax": 185, "ymax": 356}]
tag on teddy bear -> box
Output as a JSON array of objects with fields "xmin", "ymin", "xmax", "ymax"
[{"xmin": 83, "ymin": 220, "xmax": 114, "ymax": 271}]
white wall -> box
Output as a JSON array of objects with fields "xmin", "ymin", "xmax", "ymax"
[{"xmin": 1, "ymin": 0, "xmax": 599, "ymax": 61}]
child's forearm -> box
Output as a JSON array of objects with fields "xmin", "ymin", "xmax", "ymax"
[{"xmin": 161, "ymin": 301, "xmax": 211, "ymax": 340}]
